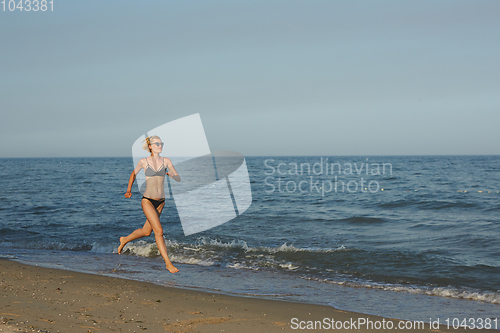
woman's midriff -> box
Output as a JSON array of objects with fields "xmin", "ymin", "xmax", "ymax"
[{"xmin": 143, "ymin": 177, "xmax": 165, "ymax": 199}]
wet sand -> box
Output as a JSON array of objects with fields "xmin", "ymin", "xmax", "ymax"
[{"xmin": 0, "ymin": 259, "xmax": 496, "ymax": 333}]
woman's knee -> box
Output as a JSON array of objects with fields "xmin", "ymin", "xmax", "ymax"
[
  {"xmin": 143, "ymin": 229, "xmax": 152, "ymax": 237},
  {"xmin": 153, "ymin": 228, "xmax": 164, "ymax": 236}
]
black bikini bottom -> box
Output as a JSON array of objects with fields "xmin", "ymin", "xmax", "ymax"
[{"xmin": 142, "ymin": 196, "xmax": 165, "ymax": 209}]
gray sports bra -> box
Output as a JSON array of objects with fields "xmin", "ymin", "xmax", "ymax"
[{"xmin": 145, "ymin": 158, "xmax": 166, "ymax": 177}]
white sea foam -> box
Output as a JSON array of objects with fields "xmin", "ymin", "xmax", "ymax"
[
  {"xmin": 253, "ymin": 243, "xmax": 347, "ymax": 254},
  {"xmin": 303, "ymin": 276, "xmax": 500, "ymax": 304},
  {"xmin": 279, "ymin": 262, "xmax": 300, "ymax": 270},
  {"xmin": 122, "ymin": 240, "xmax": 160, "ymax": 257},
  {"xmin": 227, "ymin": 262, "xmax": 259, "ymax": 270},
  {"xmin": 195, "ymin": 237, "xmax": 251, "ymax": 250},
  {"xmin": 191, "ymin": 237, "xmax": 347, "ymax": 254},
  {"xmin": 170, "ymin": 255, "xmax": 215, "ymax": 266}
]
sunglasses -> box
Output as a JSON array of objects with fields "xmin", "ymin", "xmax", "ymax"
[{"xmin": 151, "ymin": 142, "xmax": 164, "ymax": 147}]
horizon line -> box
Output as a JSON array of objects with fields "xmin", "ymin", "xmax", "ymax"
[{"xmin": 1, "ymin": 153, "xmax": 499, "ymax": 159}]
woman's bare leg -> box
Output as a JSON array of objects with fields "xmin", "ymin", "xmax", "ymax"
[
  {"xmin": 117, "ymin": 204, "xmax": 164, "ymax": 254},
  {"xmin": 141, "ymin": 199, "xmax": 179, "ymax": 273},
  {"xmin": 117, "ymin": 220, "xmax": 153, "ymax": 254}
]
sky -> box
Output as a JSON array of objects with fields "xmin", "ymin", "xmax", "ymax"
[{"xmin": 1, "ymin": 0, "xmax": 499, "ymax": 157}]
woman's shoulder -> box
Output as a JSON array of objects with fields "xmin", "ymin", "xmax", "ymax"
[{"xmin": 137, "ymin": 157, "xmax": 148, "ymax": 167}]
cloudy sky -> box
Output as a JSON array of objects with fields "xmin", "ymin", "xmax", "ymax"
[{"xmin": 1, "ymin": 0, "xmax": 499, "ymax": 157}]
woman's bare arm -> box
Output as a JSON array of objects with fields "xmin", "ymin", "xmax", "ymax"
[
  {"xmin": 165, "ymin": 158, "xmax": 181, "ymax": 182},
  {"xmin": 125, "ymin": 159, "xmax": 146, "ymax": 197}
]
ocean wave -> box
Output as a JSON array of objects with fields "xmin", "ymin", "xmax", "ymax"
[
  {"xmin": 303, "ymin": 276, "xmax": 500, "ymax": 304},
  {"xmin": 0, "ymin": 228, "xmax": 19, "ymax": 236},
  {"xmin": 116, "ymin": 237, "xmax": 347, "ymax": 259},
  {"xmin": 0, "ymin": 241, "xmax": 93, "ymax": 251},
  {"xmin": 338, "ymin": 216, "xmax": 387, "ymax": 224},
  {"xmin": 380, "ymin": 199, "xmax": 479, "ymax": 210},
  {"xmin": 112, "ymin": 237, "xmax": 350, "ymax": 276}
]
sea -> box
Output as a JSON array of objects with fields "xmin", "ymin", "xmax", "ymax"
[{"xmin": 0, "ymin": 155, "xmax": 499, "ymax": 324}]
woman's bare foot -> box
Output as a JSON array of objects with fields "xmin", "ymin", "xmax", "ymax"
[
  {"xmin": 117, "ymin": 237, "xmax": 127, "ymax": 254},
  {"xmin": 166, "ymin": 261, "xmax": 179, "ymax": 273}
]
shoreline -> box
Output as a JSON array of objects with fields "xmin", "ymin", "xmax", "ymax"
[{"xmin": 1, "ymin": 259, "xmax": 497, "ymax": 333}]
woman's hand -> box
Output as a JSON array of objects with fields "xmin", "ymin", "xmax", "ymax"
[
  {"xmin": 124, "ymin": 191, "xmax": 132, "ymax": 198},
  {"xmin": 166, "ymin": 172, "xmax": 181, "ymax": 182},
  {"xmin": 165, "ymin": 158, "xmax": 181, "ymax": 182}
]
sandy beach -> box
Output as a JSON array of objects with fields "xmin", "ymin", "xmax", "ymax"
[{"xmin": 1, "ymin": 259, "xmax": 496, "ymax": 333}]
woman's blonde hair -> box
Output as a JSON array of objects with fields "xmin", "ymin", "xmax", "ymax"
[{"xmin": 142, "ymin": 135, "xmax": 161, "ymax": 153}]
